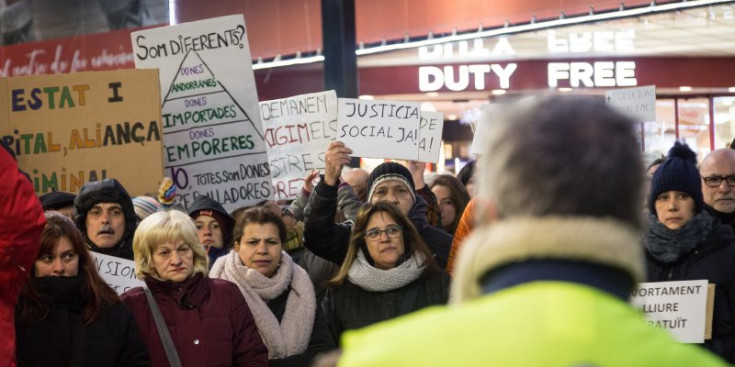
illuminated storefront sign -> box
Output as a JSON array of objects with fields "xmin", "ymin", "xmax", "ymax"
[
  {"xmin": 418, "ymin": 38, "xmax": 517, "ymax": 92},
  {"xmin": 419, "ymin": 64, "xmax": 517, "ymax": 91},
  {"xmin": 548, "ymin": 61, "xmax": 637, "ymax": 87},
  {"xmin": 417, "ymin": 29, "xmax": 638, "ymax": 91}
]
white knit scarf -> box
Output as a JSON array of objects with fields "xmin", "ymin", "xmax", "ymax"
[
  {"xmin": 210, "ymin": 250, "xmax": 316, "ymax": 359},
  {"xmin": 347, "ymin": 251, "xmax": 426, "ymax": 292}
]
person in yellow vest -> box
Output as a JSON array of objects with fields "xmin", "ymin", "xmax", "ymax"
[{"xmin": 335, "ymin": 95, "xmax": 730, "ymax": 367}]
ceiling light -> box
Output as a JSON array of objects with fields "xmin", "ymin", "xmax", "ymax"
[
  {"xmin": 729, "ymin": 87, "xmax": 735, "ymax": 93},
  {"xmin": 558, "ymin": 87, "xmax": 573, "ymax": 92},
  {"xmin": 359, "ymin": 95, "xmax": 374, "ymax": 100},
  {"xmin": 447, "ymin": 114, "xmax": 458, "ymax": 120},
  {"xmin": 425, "ymin": 92, "xmax": 439, "ymax": 97},
  {"xmin": 254, "ymin": 0, "xmax": 733, "ymax": 69},
  {"xmin": 679, "ymin": 86, "xmax": 693, "ymax": 92},
  {"xmin": 491, "ymin": 89, "xmax": 507, "ymax": 95}
]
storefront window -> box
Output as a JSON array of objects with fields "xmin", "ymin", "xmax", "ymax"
[
  {"xmin": 714, "ymin": 97, "xmax": 735, "ymax": 149},
  {"xmin": 677, "ymin": 98, "xmax": 711, "ymax": 160},
  {"xmin": 643, "ymin": 98, "xmax": 716, "ymax": 164},
  {"xmin": 642, "ymin": 99, "xmax": 676, "ymax": 164}
]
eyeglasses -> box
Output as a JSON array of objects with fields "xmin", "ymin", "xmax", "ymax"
[
  {"xmin": 702, "ymin": 175, "xmax": 735, "ymax": 187},
  {"xmin": 364, "ymin": 225, "xmax": 403, "ymax": 241}
]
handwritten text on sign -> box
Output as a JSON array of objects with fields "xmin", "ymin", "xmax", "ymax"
[
  {"xmin": 605, "ymin": 85, "xmax": 656, "ymax": 123},
  {"xmin": 132, "ymin": 15, "xmax": 273, "ymax": 212},
  {"xmin": 630, "ymin": 280, "xmax": 709, "ymax": 343},
  {"xmin": 260, "ymin": 91, "xmax": 338, "ymax": 200},
  {"xmin": 90, "ymin": 252, "xmax": 144, "ymax": 295},
  {"xmin": 0, "ymin": 69, "xmax": 164, "ymax": 197},
  {"xmin": 418, "ymin": 111, "xmax": 444, "ymax": 163},
  {"xmin": 337, "ymin": 98, "xmax": 443, "ymax": 162}
]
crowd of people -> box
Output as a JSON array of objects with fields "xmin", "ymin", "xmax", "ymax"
[{"xmin": 3, "ymin": 94, "xmax": 735, "ymax": 366}]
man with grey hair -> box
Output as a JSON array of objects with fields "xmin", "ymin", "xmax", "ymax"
[
  {"xmin": 700, "ymin": 148, "xmax": 735, "ymax": 231},
  {"xmin": 334, "ymin": 95, "xmax": 728, "ymax": 366}
]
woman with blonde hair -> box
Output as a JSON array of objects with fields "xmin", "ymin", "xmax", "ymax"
[
  {"xmin": 121, "ymin": 210, "xmax": 267, "ymax": 367},
  {"xmin": 322, "ymin": 201, "xmax": 450, "ymax": 340}
]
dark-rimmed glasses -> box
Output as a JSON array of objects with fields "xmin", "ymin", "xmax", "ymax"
[
  {"xmin": 364, "ymin": 225, "xmax": 403, "ymax": 241},
  {"xmin": 702, "ymin": 175, "xmax": 735, "ymax": 187}
]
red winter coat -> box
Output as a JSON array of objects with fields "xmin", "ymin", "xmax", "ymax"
[
  {"xmin": 0, "ymin": 149, "xmax": 45, "ymax": 367},
  {"xmin": 122, "ymin": 274, "xmax": 268, "ymax": 367}
]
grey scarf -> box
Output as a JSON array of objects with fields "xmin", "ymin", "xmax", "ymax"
[
  {"xmin": 644, "ymin": 211, "xmax": 716, "ymax": 263},
  {"xmin": 348, "ymin": 251, "xmax": 426, "ymax": 292},
  {"xmin": 209, "ymin": 250, "xmax": 316, "ymax": 359}
]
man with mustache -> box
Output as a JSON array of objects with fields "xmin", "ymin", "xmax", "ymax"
[
  {"xmin": 74, "ymin": 178, "xmax": 138, "ymax": 260},
  {"xmin": 700, "ymin": 149, "xmax": 735, "ymax": 231}
]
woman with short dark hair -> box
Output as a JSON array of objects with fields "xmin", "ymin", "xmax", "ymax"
[{"xmin": 210, "ymin": 207, "xmax": 335, "ymax": 367}]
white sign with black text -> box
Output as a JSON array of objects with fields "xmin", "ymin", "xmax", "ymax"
[{"xmin": 630, "ymin": 279, "xmax": 710, "ymax": 343}]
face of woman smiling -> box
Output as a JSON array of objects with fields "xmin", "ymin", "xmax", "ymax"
[{"xmin": 236, "ymin": 223, "xmax": 282, "ymax": 277}]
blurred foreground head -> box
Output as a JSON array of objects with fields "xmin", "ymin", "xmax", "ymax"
[{"xmin": 477, "ymin": 95, "xmax": 644, "ymax": 230}]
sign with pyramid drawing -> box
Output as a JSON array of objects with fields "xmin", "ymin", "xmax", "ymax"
[{"xmin": 131, "ymin": 15, "xmax": 272, "ymax": 211}]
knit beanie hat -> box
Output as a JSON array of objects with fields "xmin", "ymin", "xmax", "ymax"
[
  {"xmin": 132, "ymin": 196, "xmax": 162, "ymax": 220},
  {"xmin": 366, "ymin": 162, "xmax": 416, "ymax": 204},
  {"xmin": 39, "ymin": 191, "xmax": 76, "ymax": 210},
  {"xmin": 648, "ymin": 141, "xmax": 703, "ymax": 215}
]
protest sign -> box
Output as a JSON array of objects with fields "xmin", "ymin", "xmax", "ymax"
[
  {"xmin": 418, "ymin": 111, "xmax": 444, "ymax": 163},
  {"xmin": 337, "ymin": 98, "xmax": 444, "ymax": 162},
  {"xmin": 0, "ymin": 69, "xmax": 164, "ymax": 196},
  {"xmin": 469, "ymin": 103, "xmax": 503, "ymax": 157},
  {"xmin": 605, "ymin": 85, "xmax": 657, "ymax": 122},
  {"xmin": 260, "ymin": 91, "xmax": 338, "ymax": 200},
  {"xmin": 131, "ymin": 14, "xmax": 272, "ymax": 212},
  {"xmin": 90, "ymin": 252, "xmax": 145, "ymax": 295},
  {"xmin": 631, "ymin": 280, "xmax": 711, "ymax": 343}
]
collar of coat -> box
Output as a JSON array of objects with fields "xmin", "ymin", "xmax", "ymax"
[{"xmin": 450, "ymin": 216, "xmax": 643, "ymax": 304}]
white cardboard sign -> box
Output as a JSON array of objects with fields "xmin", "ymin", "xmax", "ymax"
[
  {"xmin": 337, "ymin": 98, "xmax": 442, "ymax": 162},
  {"xmin": 630, "ymin": 279, "xmax": 709, "ymax": 343},
  {"xmin": 131, "ymin": 15, "xmax": 273, "ymax": 212},
  {"xmin": 605, "ymin": 85, "xmax": 657, "ymax": 122},
  {"xmin": 470, "ymin": 104, "xmax": 501, "ymax": 157},
  {"xmin": 418, "ymin": 111, "xmax": 445, "ymax": 163},
  {"xmin": 91, "ymin": 252, "xmax": 145, "ymax": 295},
  {"xmin": 260, "ymin": 91, "xmax": 338, "ymax": 200}
]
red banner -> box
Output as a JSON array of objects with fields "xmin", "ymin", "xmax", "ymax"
[{"xmin": 0, "ymin": 28, "xmax": 141, "ymax": 77}]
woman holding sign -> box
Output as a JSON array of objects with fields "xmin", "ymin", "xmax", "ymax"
[
  {"xmin": 15, "ymin": 212, "xmax": 149, "ymax": 367},
  {"xmin": 210, "ymin": 207, "xmax": 335, "ymax": 367},
  {"xmin": 321, "ymin": 201, "xmax": 449, "ymax": 340},
  {"xmin": 646, "ymin": 141, "xmax": 735, "ymax": 363},
  {"xmin": 121, "ymin": 210, "xmax": 268, "ymax": 367}
]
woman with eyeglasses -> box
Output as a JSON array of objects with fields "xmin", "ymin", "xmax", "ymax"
[
  {"xmin": 210, "ymin": 207, "xmax": 336, "ymax": 367},
  {"xmin": 121, "ymin": 210, "xmax": 268, "ymax": 367},
  {"xmin": 646, "ymin": 142, "xmax": 735, "ymax": 363},
  {"xmin": 322, "ymin": 201, "xmax": 450, "ymax": 341}
]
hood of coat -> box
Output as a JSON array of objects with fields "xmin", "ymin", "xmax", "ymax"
[{"xmin": 450, "ymin": 216, "xmax": 644, "ymax": 304}]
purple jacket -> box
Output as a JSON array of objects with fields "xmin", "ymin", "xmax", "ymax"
[{"xmin": 122, "ymin": 274, "xmax": 267, "ymax": 367}]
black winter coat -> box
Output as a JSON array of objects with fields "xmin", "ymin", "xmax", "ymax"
[
  {"xmin": 15, "ymin": 288, "xmax": 148, "ymax": 367},
  {"xmin": 646, "ymin": 222, "xmax": 735, "ymax": 363},
  {"xmin": 267, "ymin": 288, "xmax": 336, "ymax": 367},
  {"xmin": 321, "ymin": 268, "xmax": 449, "ymax": 340},
  {"xmin": 304, "ymin": 180, "xmax": 452, "ymax": 269}
]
